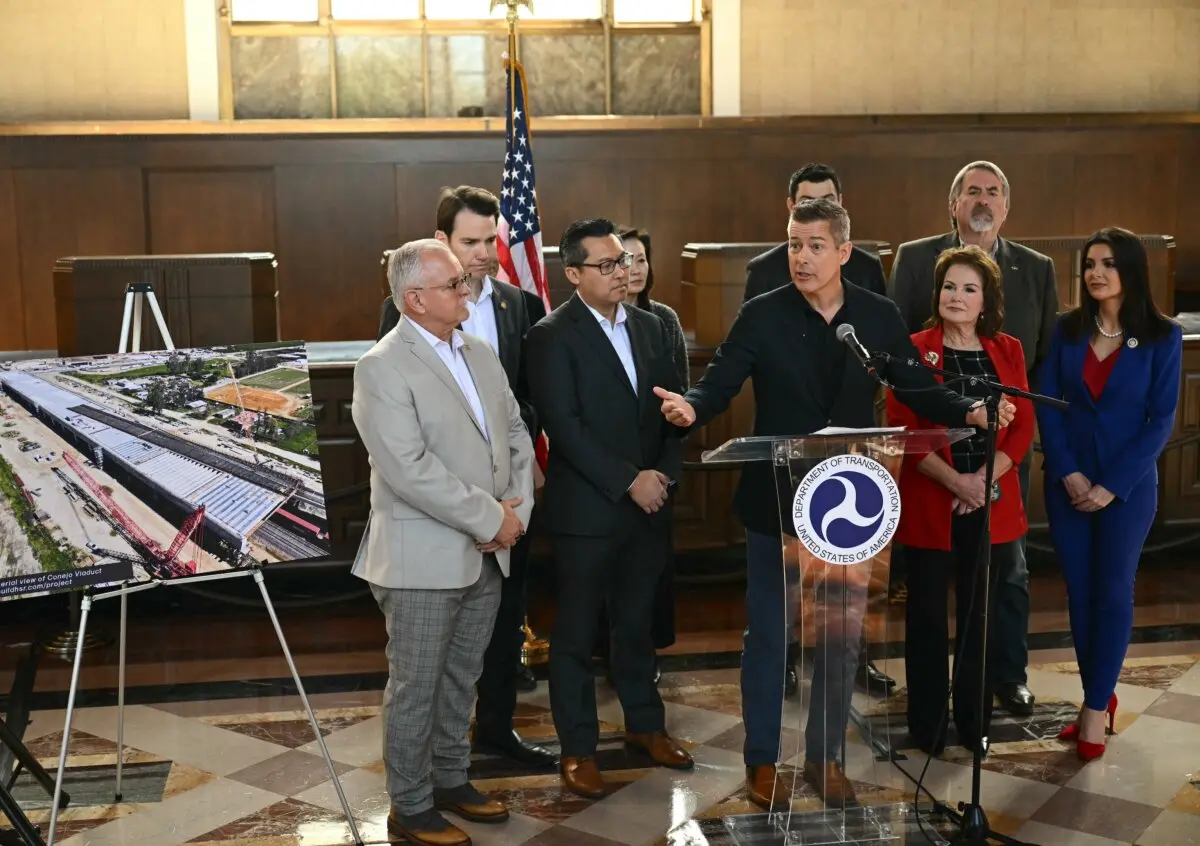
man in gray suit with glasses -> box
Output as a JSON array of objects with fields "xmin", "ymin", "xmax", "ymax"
[{"xmin": 352, "ymin": 238, "xmax": 535, "ymax": 846}]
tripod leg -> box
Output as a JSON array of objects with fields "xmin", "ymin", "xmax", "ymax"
[
  {"xmin": 115, "ymin": 589, "xmax": 127, "ymax": 802},
  {"xmin": 131, "ymin": 293, "xmax": 144, "ymax": 353},
  {"xmin": 118, "ymin": 291, "xmax": 134, "ymax": 355},
  {"xmin": 252, "ymin": 570, "xmax": 363, "ymax": 846},
  {"xmin": 47, "ymin": 595, "xmax": 91, "ymax": 846},
  {"xmin": 144, "ymin": 291, "xmax": 175, "ymax": 351}
]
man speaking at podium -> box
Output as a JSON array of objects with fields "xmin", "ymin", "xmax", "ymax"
[{"xmin": 653, "ymin": 198, "xmax": 1015, "ymax": 807}]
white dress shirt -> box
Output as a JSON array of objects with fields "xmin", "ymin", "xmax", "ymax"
[
  {"xmin": 405, "ymin": 316, "xmax": 489, "ymax": 443},
  {"xmin": 461, "ymin": 275, "xmax": 501, "ymax": 357},
  {"xmin": 586, "ymin": 302, "xmax": 638, "ymax": 394}
]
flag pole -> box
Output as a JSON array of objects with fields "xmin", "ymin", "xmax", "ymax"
[
  {"xmin": 492, "ymin": 0, "xmax": 549, "ymax": 672},
  {"xmin": 492, "ymin": 0, "xmax": 531, "ymax": 107}
]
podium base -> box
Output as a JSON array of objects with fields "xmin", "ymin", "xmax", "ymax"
[{"xmin": 723, "ymin": 802, "xmax": 953, "ymax": 845}]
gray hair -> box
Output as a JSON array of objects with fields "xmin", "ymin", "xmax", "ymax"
[
  {"xmin": 789, "ymin": 197, "xmax": 851, "ymax": 246},
  {"xmin": 386, "ymin": 238, "xmax": 453, "ymax": 307},
  {"xmin": 948, "ymin": 160, "xmax": 1011, "ymax": 208}
]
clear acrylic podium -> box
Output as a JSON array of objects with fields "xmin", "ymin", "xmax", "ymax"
[{"xmin": 704, "ymin": 428, "xmax": 974, "ymax": 846}]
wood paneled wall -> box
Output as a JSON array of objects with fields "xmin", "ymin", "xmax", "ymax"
[{"xmin": 1, "ymin": 115, "xmax": 1199, "ymax": 352}]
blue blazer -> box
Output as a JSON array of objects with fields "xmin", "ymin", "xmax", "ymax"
[{"xmin": 1036, "ymin": 316, "xmax": 1182, "ymax": 502}]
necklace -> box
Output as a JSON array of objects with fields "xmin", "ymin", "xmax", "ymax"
[{"xmin": 1094, "ymin": 315, "xmax": 1123, "ymax": 338}]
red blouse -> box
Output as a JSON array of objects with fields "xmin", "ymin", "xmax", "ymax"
[{"xmin": 1084, "ymin": 345, "xmax": 1121, "ymax": 401}]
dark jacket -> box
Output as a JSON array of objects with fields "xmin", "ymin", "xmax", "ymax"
[
  {"xmin": 378, "ymin": 281, "xmax": 546, "ymax": 438},
  {"xmin": 640, "ymin": 299, "xmax": 689, "ymax": 391},
  {"xmin": 684, "ymin": 282, "xmax": 977, "ymax": 535},
  {"xmin": 744, "ymin": 241, "xmax": 887, "ymax": 301},
  {"xmin": 888, "ymin": 232, "xmax": 1058, "ymax": 381},
  {"xmin": 525, "ymin": 293, "xmax": 684, "ymax": 536},
  {"xmin": 1036, "ymin": 316, "xmax": 1182, "ymax": 500}
]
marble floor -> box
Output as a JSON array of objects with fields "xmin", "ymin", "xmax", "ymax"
[{"xmin": 3, "ymin": 639, "xmax": 1199, "ymax": 846}]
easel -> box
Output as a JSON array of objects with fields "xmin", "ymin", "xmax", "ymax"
[
  {"xmin": 117, "ymin": 282, "xmax": 173, "ymax": 354},
  {"xmin": 40, "ymin": 300, "xmax": 363, "ymax": 846},
  {"xmin": 46, "ymin": 570, "xmax": 362, "ymax": 845}
]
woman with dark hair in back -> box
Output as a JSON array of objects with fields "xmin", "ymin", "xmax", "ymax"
[
  {"xmin": 593, "ymin": 227, "xmax": 688, "ymax": 683},
  {"xmin": 1037, "ymin": 227, "xmax": 1182, "ymax": 761},
  {"xmin": 621, "ymin": 227, "xmax": 689, "ymax": 390}
]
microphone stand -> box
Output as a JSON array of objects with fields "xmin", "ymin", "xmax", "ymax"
[{"xmin": 871, "ymin": 350, "xmax": 1065, "ymax": 846}]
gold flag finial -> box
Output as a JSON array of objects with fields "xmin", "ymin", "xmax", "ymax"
[{"xmin": 490, "ymin": 0, "xmax": 534, "ymax": 23}]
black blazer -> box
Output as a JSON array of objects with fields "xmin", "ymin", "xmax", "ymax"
[
  {"xmin": 525, "ymin": 293, "xmax": 684, "ymax": 536},
  {"xmin": 888, "ymin": 232, "xmax": 1058, "ymax": 380},
  {"xmin": 744, "ymin": 241, "xmax": 887, "ymax": 301},
  {"xmin": 378, "ymin": 280, "xmax": 546, "ymax": 437},
  {"xmin": 685, "ymin": 282, "xmax": 976, "ymax": 535}
]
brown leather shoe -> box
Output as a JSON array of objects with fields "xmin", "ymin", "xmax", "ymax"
[
  {"xmin": 624, "ymin": 731, "xmax": 695, "ymax": 770},
  {"xmin": 802, "ymin": 760, "xmax": 857, "ymax": 804},
  {"xmin": 433, "ymin": 782, "xmax": 509, "ymax": 824},
  {"xmin": 746, "ymin": 764, "xmax": 790, "ymax": 811},
  {"xmin": 560, "ymin": 755, "xmax": 606, "ymax": 799},
  {"xmin": 387, "ymin": 808, "xmax": 471, "ymax": 845}
]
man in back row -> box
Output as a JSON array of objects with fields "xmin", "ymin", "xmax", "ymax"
[
  {"xmin": 743, "ymin": 162, "xmax": 897, "ymax": 697},
  {"xmin": 744, "ymin": 162, "xmax": 887, "ymax": 301},
  {"xmin": 889, "ymin": 160, "xmax": 1059, "ymax": 716}
]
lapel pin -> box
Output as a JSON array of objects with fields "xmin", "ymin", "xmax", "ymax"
[
  {"xmin": 925, "ymin": 350, "xmax": 939, "ymax": 365},
  {"xmin": 499, "ymin": 300, "xmax": 507, "ymax": 310},
  {"xmin": 1127, "ymin": 337, "xmax": 1138, "ymax": 349}
]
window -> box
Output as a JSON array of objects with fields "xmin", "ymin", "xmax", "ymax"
[
  {"xmin": 230, "ymin": 0, "xmax": 319, "ymax": 22},
  {"xmin": 424, "ymin": 0, "xmax": 603, "ymax": 20},
  {"xmin": 221, "ymin": 0, "xmax": 709, "ymax": 119},
  {"xmin": 331, "ymin": 0, "xmax": 420, "ymax": 19},
  {"xmin": 612, "ymin": 0, "xmax": 697, "ymax": 23}
]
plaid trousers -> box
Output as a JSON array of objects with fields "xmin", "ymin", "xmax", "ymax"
[{"xmin": 370, "ymin": 557, "xmax": 502, "ymax": 815}]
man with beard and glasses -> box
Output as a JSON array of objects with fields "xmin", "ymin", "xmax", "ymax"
[{"xmin": 889, "ymin": 160, "xmax": 1059, "ymax": 718}]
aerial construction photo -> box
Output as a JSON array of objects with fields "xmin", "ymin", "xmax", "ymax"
[{"xmin": 0, "ymin": 342, "xmax": 330, "ymax": 602}]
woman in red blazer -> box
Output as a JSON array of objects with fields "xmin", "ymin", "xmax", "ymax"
[{"xmin": 886, "ymin": 245, "xmax": 1035, "ymax": 756}]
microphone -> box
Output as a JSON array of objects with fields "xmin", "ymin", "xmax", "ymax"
[{"xmin": 835, "ymin": 323, "xmax": 880, "ymax": 382}]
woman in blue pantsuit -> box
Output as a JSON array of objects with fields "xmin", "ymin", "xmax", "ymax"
[{"xmin": 1036, "ymin": 226, "xmax": 1182, "ymax": 761}]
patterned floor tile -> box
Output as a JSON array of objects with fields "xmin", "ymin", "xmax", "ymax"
[
  {"xmin": 1142, "ymin": 691, "xmax": 1200, "ymax": 725},
  {"xmin": 200, "ymin": 708, "xmax": 378, "ymax": 749},
  {"xmin": 479, "ymin": 769, "xmax": 649, "ymax": 823},
  {"xmin": 1038, "ymin": 655, "xmax": 1200, "ymax": 691},
  {"xmin": 1031, "ymin": 786, "xmax": 1162, "ymax": 843},
  {"xmin": 184, "ymin": 796, "xmax": 385, "ymax": 844},
  {"xmin": 225, "ymin": 748, "xmax": 356, "ymax": 796},
  {"xmin": 1166, "ymin": 777, "xmax": 1200, "ymax": 815}
]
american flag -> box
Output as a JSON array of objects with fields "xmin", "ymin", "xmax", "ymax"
[{"xmin": 496, "ymin": 57, "xmax": 550, "ymax": 313}]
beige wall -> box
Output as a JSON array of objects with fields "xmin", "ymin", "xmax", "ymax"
[
  {"xmin": 0, "ymin": 0, "xmax": 188, "ymax": 121},
  {"xmin": 741, "ymin": 0, "xmax": 1200, "ymax": 115}
]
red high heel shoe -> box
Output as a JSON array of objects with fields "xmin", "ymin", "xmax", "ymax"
[
  {"xmin": 1057, "ymin": 694, "xmax": 1117, "ymax": 742},
  {"xmin": 1076, "ymin": 694, "xmax": 1118, "ymax": 761}
]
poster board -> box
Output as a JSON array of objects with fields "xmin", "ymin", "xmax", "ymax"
[{"xmin": 0, "ymin": 341, "xmax": 330, "ymax": 601}]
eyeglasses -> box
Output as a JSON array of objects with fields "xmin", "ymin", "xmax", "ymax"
[
  {"xmin": 412, "ymin": 274, "xmax": 471, "ymax": 294},
  {"xmin": 574, "ymin": 252, "xmax": 633, "ymax": 276}
]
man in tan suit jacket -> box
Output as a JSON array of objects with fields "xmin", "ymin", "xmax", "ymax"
[{"xmin": 352, "ymin": 238, "xmax": 535, "ymax": 846}]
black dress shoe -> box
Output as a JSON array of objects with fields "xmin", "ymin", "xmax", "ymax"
[
  {"xmin": 995, "ymin": 682, "xmax": 1035, "ymax": 716},
  {"xmin": 515, "ymin": 663, "xmax": 537, "ymax": 692},
  {"xmin": 473, "ymin": 729, "xmax": 558, "ymax": 768},
  {"xmin": 855, "ymin": 659, "xmax": 897, "ymax": 693}
]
